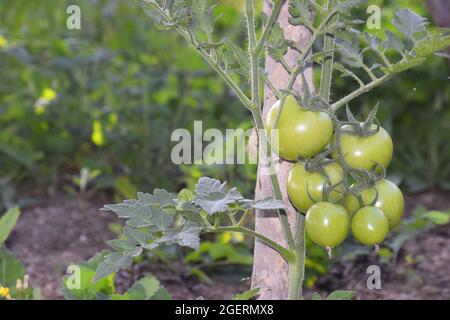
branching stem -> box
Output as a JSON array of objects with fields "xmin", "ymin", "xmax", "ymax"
[
  {"xmin": 331, "ymin": 74, "xmax": 391, "ymax": 111},
  {"xmin": 255, "ymin": 0, "xmax": 284, "ymax": 55},
  {"xmin": 210, "ymin": 226, "xmax": 294, "ymax": 262}
]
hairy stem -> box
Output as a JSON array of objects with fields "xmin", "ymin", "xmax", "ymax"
[
  {"xmin": 263, "ymin": 74, "xmax": 282, "ymax": 99},
  {"xmin": 331, "ymin": 74, "xmax": 391, "ymax": 111},
  {"xmin": 319, "ymin": 0, "xmax": 338, "ymax": 102},
  {"xmin": 252, "ymin": 108, "xmax": 296, "ymax": 249},
  {"xmin": 245, "ymin": 0, "xmax": 295, "ymax": 249},
  {"xmin": 148, "ymin": 1, "xmax": 253, "ymax": 110},
  {"xmin": 246, "ymin": 0, "xmax": 261, "ymax": 106},
  {"xmin": 255, "ymin": 0, "xmax": 284, "ymax": 55}
]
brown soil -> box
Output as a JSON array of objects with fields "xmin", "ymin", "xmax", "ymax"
[
  {"xmin": 7, "ymin": 195, "xmax": 248, "ymax": 299},
  {"xmin": 6, "ymin": 189, "xmax": 450, "ymax": 300}
]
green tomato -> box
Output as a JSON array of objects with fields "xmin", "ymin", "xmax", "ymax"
[
  {"xmin": 332, "ymin": 124, "xmax": 393, "ymax": 171},
  {"xmin": 287, "ymin": 161, "xmax": 343, "ymax": 213},
  {"xmin": 345, "ymin": 179, "xmax": 404, "ymax": 229},
  {"xmin": 266, "ymin": 95, "xmax": 333, "ymax": 161},
  {"xmin": 305, "ymin": 202, "xmax": 349, "ymax": 247},
  {"xmin": 351, "ymin": 206, "xmax": 389, "ymax": 246}
]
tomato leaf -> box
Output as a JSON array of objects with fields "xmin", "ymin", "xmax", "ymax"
[
  {"xmin": 263, "ymin": 14, "xmax": 289, "ymax": 62},
  {"xmin": 93, "ymin": 247, "xmax": 143, "ymax": 283},
  {"xmin": 191, "ymin": 0, "xmax": 215, "ymax": 34},
  {"xmin": 414, "ymin": 35, "xmax": 450, "ymax": 58},
  {"xmin": 102, "ymin": 201, "xmax": 172, "ymax": 229},
  {"xmin": 288, "ymin": 0, "xmax": 312, "ymax": 29},
  {"xmin": 384, "ymin": 30, "xmax": 405, "ymax": 55},
  {"xmin": 231, "ymin": 44, "xmax": 251, "ymax": 79},
  {"xmin": 137, "ymin": 189, "xmax": 177, "ymax": 208},
  {"xmin": 150, "ymin": 221, "xmax": 202, "ymax": 250},
  {"xmin": 336, "ymin": 0, "xmax": 366, "ymax": 13},
  {"xmin": 392, "ymin": 9, "xmax": 428, "ymax": 42},
  {"xmin": 336, "ymin": 37, "xmax": 364, "ymax": 68},
  {"xmin": 194, "ymin": 177, "xmax": 243, "ymax": 215},
  {"xmin": 381, "ymin": 57, "xmax": 426, "ymax": 75},
  {"xmin": 364, "ymin": 32, "xmax": 381, "ymax": 50}
]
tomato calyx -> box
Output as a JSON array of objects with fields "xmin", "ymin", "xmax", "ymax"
[
  {"xmin": 342, "ymin": 103, "xmax": 381, "ymax": 137},
  {"xmin": 303, "ymin": 147, "xmax": 336, "ymax": 172},
  {"xmin": 283, "ymin": 88, "xmax": 331, "ymax": 113},
  {"xmin": 347, "ymin": 184, "xmax": 379, "ymax": 208},
  {"xmin": 302, "ymin": 150, "xmax": 345, "ymax": 204}
]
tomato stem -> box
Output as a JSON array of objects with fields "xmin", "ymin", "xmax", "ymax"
[{"xmin": 211, "ymin": 226, "xmax": 294, "ymax": 262}]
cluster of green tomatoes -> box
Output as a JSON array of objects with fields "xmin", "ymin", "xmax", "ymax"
[{"xmin": 266, "ymin": 95, "xmax": 404, "ymax": 255}]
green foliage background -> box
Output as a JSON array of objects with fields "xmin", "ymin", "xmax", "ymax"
[
  {"xmin": 1, "ymin": 0, "xmax": 448, "ymax": 204},
  {"xmin": 0, "ymin": 0, "xmax": 254, "ymax": 207}
]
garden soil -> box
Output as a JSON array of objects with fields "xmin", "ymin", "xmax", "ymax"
[{"xmin": 7, "ymin": 190, "xmax": 450, "ymax": 300}]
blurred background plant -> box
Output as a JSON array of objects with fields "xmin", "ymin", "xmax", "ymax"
[
  {"xmin": 0, "ymin": 0, "xmax": 449, "ymax": 295},
  {"xmin": 0, "ymin": 0, "xmax": 254, "ymax": 210},
  {"xmin": 0, "ymin": 207, "xmax": 41, "ymax": 300}
]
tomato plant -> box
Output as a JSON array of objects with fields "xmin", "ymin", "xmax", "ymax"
[{"xmin": 88, "ymin": 0, "xmax": 450, "ymax": 300}]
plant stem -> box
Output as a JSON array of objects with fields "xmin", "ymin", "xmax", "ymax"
[
  {"xmin": 148, "ymin": 1, "xmax": 253, "ymax": 110},
  {"xmin": 251, "ymin": 108, "xmax": 296, "ymax": 249},
  {"xmin": 287, "ymin": 215, "xmax": 306, "ymax": 300},
  {"xmin": 331, "ymin": 74, "xmax": 391, "ymax": 111},
  {"xmin": 237, "ymin": 210, "xmax": 251, "ymax": 227},
  {"xmin": 376, "ymin": 50, "xmax": 393, "ymax": 69},
  {"xmin": 246, "ymin": 0, "xmax": 260, "ymax": 106},
  {"xmin": 194, "ymin": 42, "xmax": 253, "ymax": 110},
  {"xmin": 292, "ymin": 214, "xmax": 306, "ymax": 299},
  {"xmin": 245, "ymin": 0, "xmax": 295, "ymax": 249},
  {"xmin": 263, "ymin": 74, "xmax": 282, "ymax": 99},
  {"xmin": 254, "ymin": 0, "xmax": 283, "ymax": 55},
  {"xmin": 211, "ymin": 226, "xmax": 294, "ymax": 262},
  {"xmin": 319, "ymin": 0, "xmax": 338, "ymax": 102}
]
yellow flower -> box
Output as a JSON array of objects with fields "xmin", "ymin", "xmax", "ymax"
[
  {"xmin": 42, "ymin": 88, "xmax": 57, "ymax": 101},
  {"xmin": 35, "ymin": 104, "xmax": 46, "ymax": 115},
  {"xmin": 0, "ymin": 286, "xmax": 10, "ymax": 297},
  {"xmin": 34, "ymin": 88, "xmax": 57, "ymax": 115},
  {"xmin": 0, "ymin": 35, "xmax": 8, "ymax": 48},
  {"xmin": 91, "ymin": 120, "xmax": 105, "ymax": 146}
]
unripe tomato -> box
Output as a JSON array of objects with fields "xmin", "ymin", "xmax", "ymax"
[
  {"xmin": 332, "ymin": 124, "xmax": 393, "ymax": 171},
  {"xmin": 345, "ymin": 179, "xmax": 404, "ymax": 229},
  {"xmin": 305, "ymin": 202, "xmax": 349, "ymax": 247},
  {"xmin": 266, "ymin": 95, "xmax": 333, "ymax": 161},
  {"xmin": 287, "ymin": 161, "xmax": 343, "ymax": 213},
  {"xmin": 351, "ymin": 206, "xmax": 389, "ymax": 246}
]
